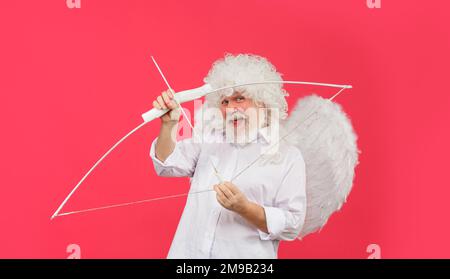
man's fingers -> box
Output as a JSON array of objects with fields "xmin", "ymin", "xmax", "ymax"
[
  {"xmin": 216, "ymin": 193, "xmax": 228, "ymax": 208},
  {"xmin": 218, "ymin": 184, "xmax": 234, "ymax": 199},
  {"xmin": 162, "ymin": 91, "xmax": 176, "ymax": 109},
  {"xmin": 213, "ymin": 186, "xmax": 223, "ymax": 200},
  {"xmin": 214, "ymin": 185, "xmax": 227, "ymax": 199},
  {"xmin": 213, "ymin": 185, "xmax": 223, "ymax": 196},
  {"xmin": 224, "ymin": 182, "xmax": 239, "ymax": 195},
  {"xmin": 165, "ymin": 89, "xmax": 175, "ymax": 99},
  {"xmin": 153, "ymin": 100, "xmax": 161, "ymax": 110},
  {"xmin": 167, "ymin": 89, "xmax": 175, "ymax": 98},
  {"xmin": 156, "ymin": 96, "xmax": 167, "ymax": 110},
  {"xmin": 217, "ymin": 184, "xmax": 233, "ymax": 199},
  {"xmin": 157, "ymin": 96, "xmax": 166, "ymax": 109}
]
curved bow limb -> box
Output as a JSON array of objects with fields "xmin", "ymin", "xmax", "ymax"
[{"xmin": 51, "ymin": 80, "xmax": 352, "ymax": 220}]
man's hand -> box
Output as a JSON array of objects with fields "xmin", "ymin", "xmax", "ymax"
[
  {"xmin": 154, "ymin": 89, "xmax": 181, "ymax": 162},
  {"xmin": 213, "ymin": 181, "xmax": 269, "ymax": 233},
  {"xmin": 213, "ymin": 182, "xmax": 250, "ymax": 214},
  {"xmin": 153, "ymin": 89, "xmax": 181, "ymax": 123}
]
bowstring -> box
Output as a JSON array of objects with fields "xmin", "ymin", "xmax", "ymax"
[{"xmin": 52, "ymin": 85, "xmax": 348, "ymax": 219}]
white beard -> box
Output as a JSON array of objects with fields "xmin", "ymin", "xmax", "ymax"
[
  {"xmin": 193, "ymin": 105, "xmax": 265, "ymax": 146},
  {"xmin": 223, "ymin": 110, "xmax": 256, "ymax": 145}
]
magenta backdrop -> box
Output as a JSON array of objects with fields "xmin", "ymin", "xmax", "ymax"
[{"xmin": 1, "ymin": 0, "xmax": 449, "ymax": 258}]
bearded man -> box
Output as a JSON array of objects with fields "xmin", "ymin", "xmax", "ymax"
[{"xmin": 150, "ymin": 54, "xmax": 306, "ymax": 259}]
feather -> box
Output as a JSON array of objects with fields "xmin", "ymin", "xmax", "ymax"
[{"xmin": 283, "ymin": 95, "xmax": 360, "ymax": 238}]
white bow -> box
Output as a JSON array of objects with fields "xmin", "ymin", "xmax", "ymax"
[{"xmin": 50, "ymin": 58, "xmax": 352, "ymax": 220}]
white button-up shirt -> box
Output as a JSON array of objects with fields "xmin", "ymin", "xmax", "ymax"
[{"xmin": 150, "ymin": 129, "xmax": 306, "ymax": 259}]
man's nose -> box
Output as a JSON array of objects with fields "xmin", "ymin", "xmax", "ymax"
[{"xmin": 228, "ymin": 101, "xmax": 242, "ymax": 110}]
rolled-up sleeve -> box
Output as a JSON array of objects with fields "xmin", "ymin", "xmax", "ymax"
[
  {"xmin": 258, "ymin": 150, "xmax": 307, "ymax": 241},
  {"xmin": 150, "ymin": 137, "xmax": 201, "ymax": 177}
]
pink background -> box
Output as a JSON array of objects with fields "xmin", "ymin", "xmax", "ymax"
[{"xmin": 1, "ymin": 0, "xmax": 449, "ymax": 258}]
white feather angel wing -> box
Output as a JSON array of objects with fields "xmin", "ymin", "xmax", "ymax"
[{"xmin": 283, "ymin": 95, "xmax": 359, "ymax": 238}]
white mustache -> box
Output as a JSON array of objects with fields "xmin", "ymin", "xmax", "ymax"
[{"xmin": 227, "ymin": 111, "xmax": 247, "ymax": 122}]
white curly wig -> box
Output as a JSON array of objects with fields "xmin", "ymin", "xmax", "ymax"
[{"xmin": 203, "ymin": 53, "xmax": 289, "ymax": 119}]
